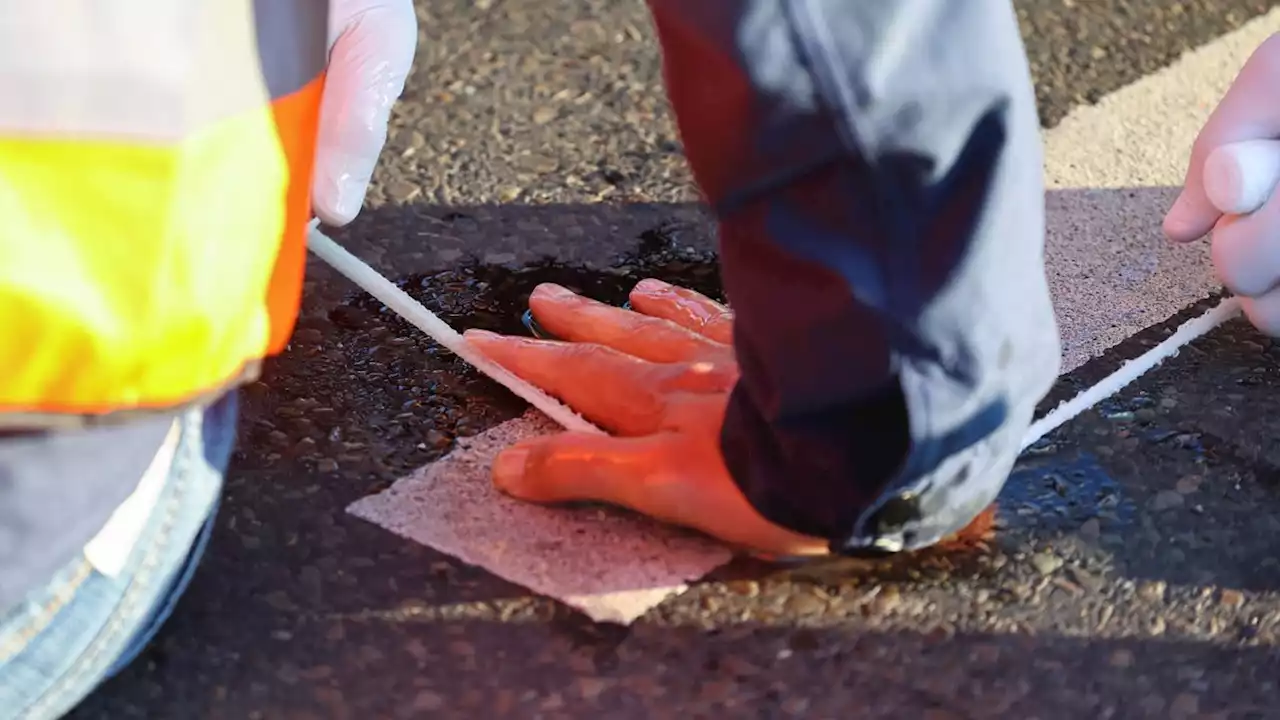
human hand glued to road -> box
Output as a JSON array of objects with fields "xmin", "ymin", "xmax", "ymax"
[{"xmin": 463, "ymin": 280, "xmax": 833, "ymax": 559}]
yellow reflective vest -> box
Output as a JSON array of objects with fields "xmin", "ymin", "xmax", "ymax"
[{"xmin": 0, "ymin": 0, "xmax": 328, "ymax": 427}]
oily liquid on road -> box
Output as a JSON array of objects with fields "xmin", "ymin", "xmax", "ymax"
[
  {"xmin": 330, "ymin": 223, "xmax": 1133, "ymax": 586},
  {"xmin": 323, "ymin": 223, "xmax": 723, "ymax": 473}
]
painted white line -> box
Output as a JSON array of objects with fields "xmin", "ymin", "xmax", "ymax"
[
  {"xmin": 1024, "ymin": 297, "xmax": 1242, "ymax": 452},
  {"xmin": 1044, "ymin": 8, "xmax": 1280, "ymax": 371}
]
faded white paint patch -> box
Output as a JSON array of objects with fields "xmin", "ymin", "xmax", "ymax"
[{"xmin": 347, "ymin": 412, "xmax": 733, "ymax": 625}]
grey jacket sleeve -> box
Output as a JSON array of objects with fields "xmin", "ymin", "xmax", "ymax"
[{"xmin": 645, "ymin": 0, "xmax": 1062, "ymax": 553}]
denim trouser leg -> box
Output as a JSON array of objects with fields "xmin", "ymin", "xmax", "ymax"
[{"xmin": 0, "ymin": 393, "xmax": 237, "ymax": 720}]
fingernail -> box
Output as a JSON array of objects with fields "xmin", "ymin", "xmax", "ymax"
[
  {"xmin": 533, "ymin": 283, "xmax": 574, "ymax": 301},
  {"xmin": 464, "ymin": 328, "xmax": 499, "ymax": 342},
  {"xmin": 315, "ymin": 153, "xmax": 377, "ymax": 227},
  {"xmin": 633, "ymin": 278, "xmax": 671, "ymax": 295},
  {"xmin": 492, "ymin": 445, "xmax": 532, "ymax": 490},
  {"xmin": 333, "ymin": 185, "xmax": 367, "ymax": 225}
]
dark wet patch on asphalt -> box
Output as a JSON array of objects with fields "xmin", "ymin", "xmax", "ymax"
[
  {"xmin": 340, "ymin": 221, "xmax": 723, "ymax": 341},
  {"xmin": 1001, "ymin": 452, "xmax": 1134, "ymax": 532},
  {"xmin": 313, "ymin": 240, "xmax": 1278, "ymax": 601},
  {"xmin": 320, "ymin": 231, "xmax": 1021, "ymax": 591},
  {"xmin": 320, "ymin": 232, "xmax": 1152, "ymax": 586},
  {"xmin": 276, "ymin": 223, "xmax": 725, "ymax": 492}
]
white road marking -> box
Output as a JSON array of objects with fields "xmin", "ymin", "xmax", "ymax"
[{"xmin": 1044, "ymin": 8, "xmax": 1280, "ymax": 370}]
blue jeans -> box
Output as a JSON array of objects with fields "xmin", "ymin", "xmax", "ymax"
[{"xmin": 0, "ymin": 394, "xmax": 235, "ymax": 720}]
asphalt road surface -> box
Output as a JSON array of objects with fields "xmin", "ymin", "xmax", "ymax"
[{"xmin": 73, "ymin": 1, "xmax": 1280, "ymax": 718}]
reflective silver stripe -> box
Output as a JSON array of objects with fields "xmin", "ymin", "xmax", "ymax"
[
  {"xmin": 0, "ymin": 0, "xmax": 327, "ymax": 141},
  {"xmin": 253, "ymin": 0, "xmax": 329, "ymax": 100}
]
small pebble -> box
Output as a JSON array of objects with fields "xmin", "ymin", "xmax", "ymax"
[
  {"xmin": 1150, "ymin": 490, "xmax": 1184, "ymax": 511},
  {"xmin": 1109, "ymin": 648, "xmax": 1134, "ymax": 668},
  {"xmin": 1169, "ymin": 692, "xmax": 1200, "ymax": 719},
  {"xmin": 1175, "ymin": 475, "xmax": 1203, "ymax": 494},
  {"xmin": 1031, "ymin": 552, "xmax": 1063, "ymax": 576},
  {"xmin": 1137, "ymin": 580, "xmax": 1166, "ymax": 602},
  {"xmin": 1078, "ymin": 518, "xmax": 1102, "ymax": 540},
  {"xmin": 576, "ymin": 677, "xmax": 610, "ymax": 701},
  {"xmin": 1219, "ymin": 588, "xmax": 1246, "ymax": 608},
  {"xmin": 871, "ymin": 585, "xmax": 901, "ymax": 614},
  {"xmin": 1139, "ymin": 694, "xmax": 1166, "ymax": 715},
  {"xmin": 1068, "ymin": 566, "xmax": 1104, "ymax": 593},
  {"xmin": 412, "ymin": 691, "xmax": 445, "ymax": 711},
  {"xmin": 1149, "ymin": 616, "xmax": 1167, "ymax": 635}
]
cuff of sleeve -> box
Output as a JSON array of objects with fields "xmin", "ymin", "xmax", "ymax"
[{"xmin": 718, "ymin": 377, "xmax": 912, "ymax": 543}]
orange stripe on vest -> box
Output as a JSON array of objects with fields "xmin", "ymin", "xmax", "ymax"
[{"xmin": 266, "ymin": 72, "xmax": 326, "ymax": 355}]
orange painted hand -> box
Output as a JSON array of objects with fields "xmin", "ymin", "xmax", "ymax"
[{"xmin": 463, "ymin": 279, "xmax": 831, "ymax": 558}]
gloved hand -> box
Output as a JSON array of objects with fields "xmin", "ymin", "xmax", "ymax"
[
  {"xmin": 312, "ymin": 0, "xmax": 418, "ymax": 227},
  {"xmin": 1165, "ymin": 33, "xmax": 1280, "ymax": 334},
  {"xmin": 465, "ymin": 280, "xmax": 998, "ymax": 558}
]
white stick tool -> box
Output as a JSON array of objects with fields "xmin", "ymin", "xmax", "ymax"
[
  {"xmin": 1019, "ymin": 296, "xmax": 1240, "ymax": 451},
  {"xmin": 305, "ymin": 220, "xmax": 604, "ymax": 435}
]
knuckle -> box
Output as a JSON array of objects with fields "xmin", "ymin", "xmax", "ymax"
[{"xmin": 660, "ymin": 361, "xmax": 738, "ymax": 394}]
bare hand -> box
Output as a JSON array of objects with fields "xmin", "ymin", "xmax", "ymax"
[{"xmin": 464, "ymin": 279, "xmax": 831, "ymax": 557}]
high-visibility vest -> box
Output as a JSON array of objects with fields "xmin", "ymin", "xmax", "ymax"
[{"xmin": 0, "ymin": 0, "xmax": 328, "ymax": 429}]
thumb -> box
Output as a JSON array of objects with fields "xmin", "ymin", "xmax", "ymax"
[
  {"xmin": 313, "ymin": 0, "xmax": 418, "ymax": 226},
  {"xmin": 494, "ymin": 432, "xmax": 831, "ymax": 557},
  {"xmin": 492, "ymin": 433, "xmax": 676, "ymax": 511},
  {"xmin": 1164, "ymin": 171, "xmax": 1222, "ymax": 244},
  {"xmin": 1165, "ymin": 33, "xmax": 1280, "ymax": 242}
]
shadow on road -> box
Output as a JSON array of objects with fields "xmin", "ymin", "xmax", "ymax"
[
  {"xmin": 70, "ymin": 188, "xmax": 1280, "ymax": 717},
  {"xmin": 77, "ymin": 612, "xmax": 1279, "ymax": 718}
]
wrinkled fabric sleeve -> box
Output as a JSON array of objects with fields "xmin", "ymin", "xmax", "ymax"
[{"xmin": 645, "ymin": 1, "xmax": 1061, "ymax": 550}]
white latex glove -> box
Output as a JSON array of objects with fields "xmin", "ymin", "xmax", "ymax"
[
  {"xmin": 312, "ymin": 0, "xmax": 418, "ymax": 227},
  {"xmin": 1165, "ymin": 33, "xmax": 1280, "ymax": 335}
]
